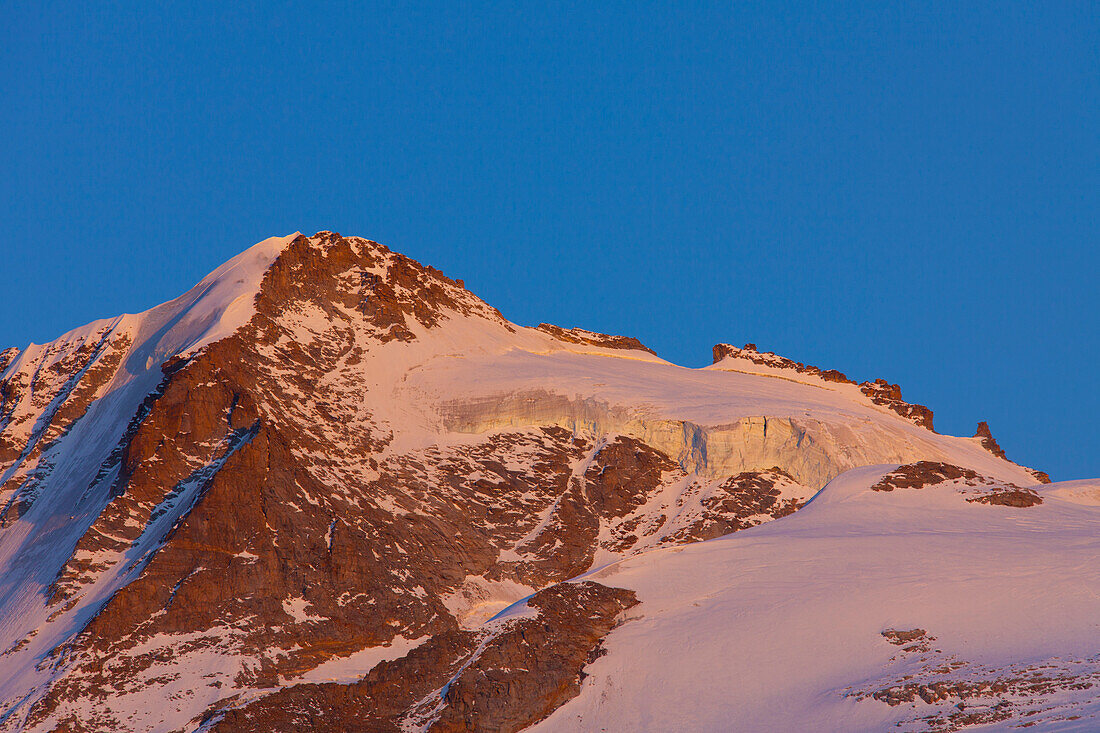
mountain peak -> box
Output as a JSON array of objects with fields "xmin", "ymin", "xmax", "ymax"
[
  {"xmin": 0, "ymin": 232, "xmax": 1079, "ymax": 733},
  {"xmin": 248, "ymin": 231, "xmax": 509, "ymax": 346}
]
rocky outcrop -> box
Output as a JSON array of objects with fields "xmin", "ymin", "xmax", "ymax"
[
  {"xmin": 712, "ymin": 343, "xmax": 851, "ymax": 383},
  {"xmin": 853, "ymin": 627, "xmax": 1099, "ymax": 732},
  {"xmin": 859, "ymin": 379, "xmax": 935, "ymax": 431},
  {"xmin": 712, "ymin": 343, "xmax": 935, "ymax": 430},
  {"xmin": 872, "ymin": 461, "xmax": 980, "ymax": 491},
  {"xmin": 974, "ymin": 421, "xmax": 1052, "ymax": 484},
  {"xmin": 0, "ymin": 346, "xmax": 17, "ymax": 373},
  {"xmin": 662, "ymin": 468, "xmax": 808, "ymax": 543},
  {"xmin": 211, "ymin": 630, "xmax": 480, "ymax": 732},
  {"xmin": 881, "ymin": 628, "xmax": 933, "ymax": 652},
  {"xmin": 210, "ymin": 581, "xmax": 638, "ymax": 733},
  {"xmin": 432, "ymin": 582, "xmax": 639, "ymax": 732},
  {"xmin": 973, "ymin": 421, "xmax": 1006, "ymax": 459},
  {"xmin": 537, "ymin": 324, "xmax": 656, "ymax": 354},
  {"xmin": 583, "ymin": 437, "xmax": 677, "ymax": 517},
  {"xmin": 965, "ymin": 488, "xmax": 1042, "ymax": 507},
  {"xmin": 1026, "ymin": 467, "xmax": 1053, "ymax": 484},
  {"xmin": 870, "ymin": 462, "xmax": 1042, "ymax": 508}
]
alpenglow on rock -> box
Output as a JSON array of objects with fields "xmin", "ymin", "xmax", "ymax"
[{"xmin": 0, "ymin": 232, "xmax": 1095, "ymax": 733}]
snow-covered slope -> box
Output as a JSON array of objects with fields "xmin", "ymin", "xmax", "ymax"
[
  {"xmin": 0, "ymin": 235, "xmax": 299, "ymax": 730},
  {"xmin": 0, "ymin": 231, "xmax": 1089, "ymax": 733},
  {"xmin": 529, "ymin": 469, "xmax": 1100, "ymax": 732}
]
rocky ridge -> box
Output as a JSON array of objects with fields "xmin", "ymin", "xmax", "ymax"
[{"xmin": 712, "ymin": 342, "xmax": 935, "ymax": 428}]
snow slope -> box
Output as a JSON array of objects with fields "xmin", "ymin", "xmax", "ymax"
[{"xmin": 527, "ymin": 470, "xmax": 1100, "ymax": 732}]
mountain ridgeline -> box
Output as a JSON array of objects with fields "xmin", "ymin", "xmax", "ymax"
[{"xmin": 0, "ymin": 232, "xmax": 1093, "ymax": 733}]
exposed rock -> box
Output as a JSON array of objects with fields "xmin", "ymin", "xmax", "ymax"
[
  {"xmin": 882, "ymin": 628, "xmax": 931, "ymax": 646},
  {"xmin": 211, "ymin": 629, "xmax": 479, "ymax": 732},
  {"xmin": 0, "ymin": 346, "xmax": 17, "ymax": 375},
  {"xmin": 583, "ymin": 437, "xmax": 677, "ymax": 518},
  {"xmin": 662, "ymin": 467, "xmax": 809, "ymax": 543},
  {"xmin": 853, "ymin": 630, "xmax": 1100, "ymax": 731},
  {"xmin": 859, "ymin": 379, "xmax": 935, "ymax": 431},
  {"xmin": 871, "ymin": 462, "xmax": 1043, "ymax": 508},
  {"xmin": 431, "ymin": 581, "xmax": 639, "ymax": 732},
  {"xmin": 871, "ymin": 462, "xmax": 981, "ymax": 491},
  {"xmin": 966, "ymin": 488, "xmax": 1043, "ymax": 508},
  {"xmin": 210, "ymin": 581, "xmax": 638, "ymax": 733},
  {"xmin": 975, "ymin": 421, "xmax": 1052, "ymax": 483},
  {"xmin": 712, "ymin": 344, "xmax": 934, "ymax": 428},
  {"xmin": 536, "ymin": 324, "xmax": 656, "ymax": 354},
  {"xmin": 712, "ymin": 343, "xmax": 853, "ymax": 384},
  {"xmin": 1026, "ymin": 467, "xmax": 1053, "ymax": 484},
  {"xmin": 974, "ymin": 421, "xmax": 1007, "ymax": 459},
  {"xmin": 881, "ymin": 628, "xmax": 936, "ymax": 655},
  {"xmin": 0, "ymin": 325, "xmax": 132, "ymax": 524}
]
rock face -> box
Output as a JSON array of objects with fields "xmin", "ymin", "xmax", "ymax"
[
  {"xmin": 859, "ymin": 378, "xmax": 935, "ymax": 430},
  {"xmin": 974, "ymin": 420, "xmax": 1007, "ymax": 459},
  {"xmin": 0, "ymin": 232, "xmax": 1061, "ymax": 733},
  {"xmin": 974, "ymin": 420, "xmax": 1052, "ymax": 483},
  {"xmin": 211, "ymin": 581, "xmax": 638, "ymax": 733},
  {"xmin": 432, "ymin": 582, "xmax": 639, "ymax": 733}
]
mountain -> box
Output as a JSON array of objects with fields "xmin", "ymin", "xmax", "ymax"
[{"xmin": 0, "ymin": 232, "xmax": 1095, "ymax": 733}]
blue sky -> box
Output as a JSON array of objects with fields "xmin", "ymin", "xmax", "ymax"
[{"xmin": 2, "ymin": 2, "xmax": 1097, "ymax": 479}]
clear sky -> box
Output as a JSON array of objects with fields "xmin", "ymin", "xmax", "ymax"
[{"xmin": 2, "ymin": 2, "xmax": 1097, "ymax": 480}]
